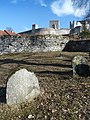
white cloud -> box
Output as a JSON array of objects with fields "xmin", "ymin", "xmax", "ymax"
[
  {"xmin": 36, "ymin": 0, "xmax": 47, "ymax": 7},
  {"xmin": 40, "ymin": 0, "xmax": 47, "ymax": 7},
  {"xmin": 51, "ymin": 0, "xmax": 89, "ymax": 17},
  {"xmin": 35, "ymin": 24, "xmax": 39, "ymax": 29},
  {"xmin": 10, "ymin": 0, "xmax": 47, "ymax": 7},
  {"xmin": 11, "ymin": 0, "xmax": 27, "ymax": 4},
  {"xmin": 74, "ymin": 7, "xmax": 86, "ymax": 17}
]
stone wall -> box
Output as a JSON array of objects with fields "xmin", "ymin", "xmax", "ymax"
[
  {"xmin": 63, "ymin": 40, "xmax": 90, "ymax": 52},
  {"xmin": 0, "ymin": 35, "xmax": 90, "ymax": 54},
  {"xmin": 0, "ymin": 35, "xmax": 69, "ymax": 54}
]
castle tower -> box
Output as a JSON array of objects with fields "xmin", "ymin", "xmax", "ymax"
[{"xmin": 49, "ymin": 20, "xmax": 60, "ymax": 29}]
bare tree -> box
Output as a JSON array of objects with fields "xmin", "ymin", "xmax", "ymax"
[
  {"xmin": 72, "ymin": 0, "xmax": 90, "ymax": 18},
  {"xmin": 6, "ymin": 27, "xmax": 14, "ymax": 32},
  {"xmin": 85, "ymin": 10, "xmax": 90, "ymax": 19}
]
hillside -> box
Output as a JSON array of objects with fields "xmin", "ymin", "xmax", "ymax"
[{"xmin": 0, "ymin": 51, "xmax": 90, "ymax": 120}]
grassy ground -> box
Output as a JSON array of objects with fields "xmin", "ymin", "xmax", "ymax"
[{"xmin": 0, "ymin": 51, "xmax": 90, "ymax": 120}]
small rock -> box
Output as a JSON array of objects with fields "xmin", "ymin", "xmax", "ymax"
[{"xmin": 28, "ymin": 115, "xmax": 34, "ymax": 119}]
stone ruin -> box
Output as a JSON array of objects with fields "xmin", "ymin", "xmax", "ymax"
[
  {"xmin": 6, "ymin": 69, "xmax": 40, "ymax": 105},
  {"xmin": 72, "ymin": 55, "xmax": 89, "ymax": 77}
]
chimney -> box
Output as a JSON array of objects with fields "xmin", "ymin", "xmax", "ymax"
[{"xmin": 32, "ymin": 24, "xmax": 36, "ymax": 33}]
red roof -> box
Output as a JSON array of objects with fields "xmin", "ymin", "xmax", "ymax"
[
  {"xmin": 0, "ymin": 30, "xmax": 7, "ymax": 36},
  {"xmin": 0, "ymin": 30, "xmax": 19, "ymax": 37},
  {"xmin": 4, "ymin": 30, "xmax": 17, "ymax": 36}
]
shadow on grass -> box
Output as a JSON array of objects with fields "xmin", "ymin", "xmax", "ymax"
[
  {"xmin": 0, "ymin": 59, "xmax": 72, "ymax": 68},
  {"xmin": 63, "ymin": 59, "xmax": 72, "ymax": 62},
  {"xmin": 0, "ymin": 87, "xmax": 6, "ymax": 103},
  {"xmin": 35, "ymin": 70, "xmax": 73, "ymax": 76},
  {"xmin": 75, "ymin": 64, "xmax": 90, "ymax": 77}
]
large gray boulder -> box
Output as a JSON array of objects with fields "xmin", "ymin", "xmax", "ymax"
[{"xmin": 6, "ymin": 69, "xmax": 40, "ymax": 105}]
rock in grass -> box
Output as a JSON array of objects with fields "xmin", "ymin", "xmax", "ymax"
[
  {"xmin": 6, "ymin": 69, "xmax": 40, "ymax": 105},
  {"xmin": 72, "ymin": 55, "xmax": 89, "ymax": 77}
]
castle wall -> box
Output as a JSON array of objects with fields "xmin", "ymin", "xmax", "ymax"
[
  {"xmin": 56, "ymin": 29, "xmax": 70, "ymax": 35},
  {"xmin": 33, "ymin": 28, "xmax": 70, "ymax": 35},
  {"xmin": 33, "ymin": 28, "xmax": 56, "ymax": 35},
  {"xmin": 19, "ymin": 28, "xmax": 70, "ymax": 36}
]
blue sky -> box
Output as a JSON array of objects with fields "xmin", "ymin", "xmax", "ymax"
[{"xmin": 0, "ymin": 0, "xmax": 88, "ymax": 33}]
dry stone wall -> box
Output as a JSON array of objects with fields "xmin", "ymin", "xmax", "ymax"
[
  {"xmin": 0, "ymin": 35, "xmax": 69, "ymax": 54},
  {"xmin": 63, "ymin": 40, "xmax": 90, "ymax": 52}
]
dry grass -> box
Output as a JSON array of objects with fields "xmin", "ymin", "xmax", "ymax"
[{"xmin": 0, "ymin": 51, "xmax": 90, "ymax": 120}]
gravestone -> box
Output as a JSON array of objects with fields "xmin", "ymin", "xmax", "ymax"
[
  {"xmin": 6, "ymin": 69, "xmax": 40, "ymax": 105},
  {"xmin": 72, "ymin": 55, "xmax": 89, "ymax": 77}
]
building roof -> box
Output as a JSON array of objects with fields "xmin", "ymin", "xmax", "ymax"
[
  {"xmin": 0, "ymin": 30, "xmax": 18, "ymax": 36},
  {"xmin": 0, "ymin": 30, "xmax": 7, "ymax": 36},
  {"xmin": 4, "ymin": 30, "xmax": 17, "ymax": 36}
]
